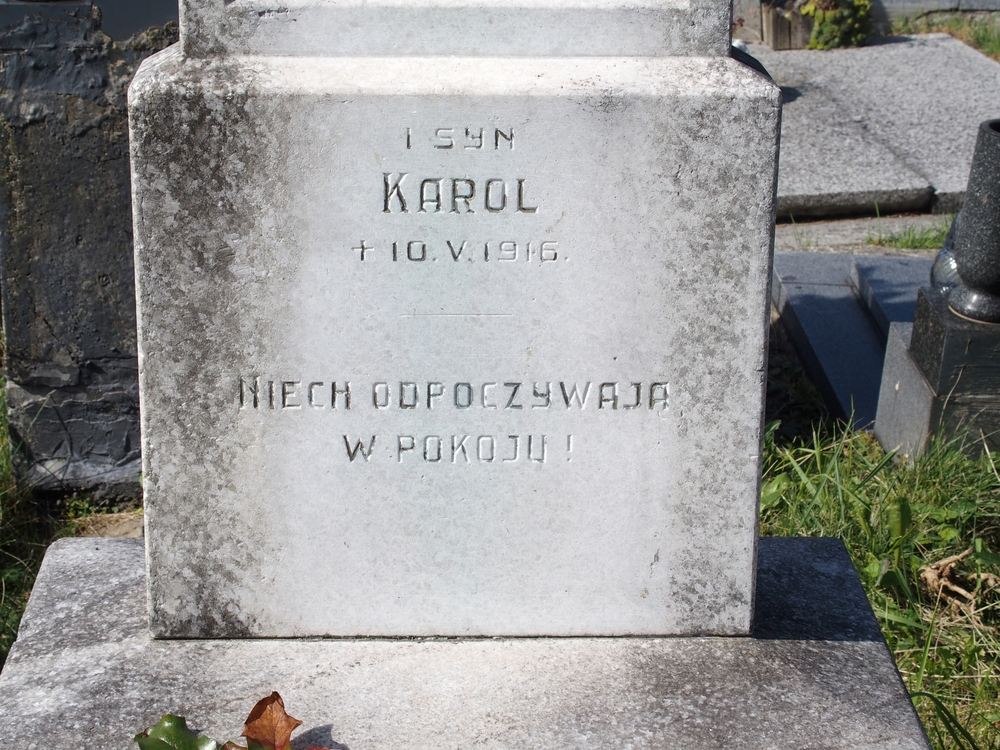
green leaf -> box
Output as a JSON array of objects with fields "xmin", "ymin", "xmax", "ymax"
[
  {"xmin": 760, "ymin": 473, "xmax": 791, "ymax": 509},
  {"xmin": 135, "ymin": 715, "xmax": 221, "ymax": 750},
  {"xmin": 888, "ymin": 496, "xmax": 912, "ymax": 542},
  {"xmin": 973, "ymin": 548, "xmax": 1000, "ymax": 567},
  {"xmin": 879, "ymin": 608, "xmax": 927, "ymax": 631},
  {"xmin": 937, "ymin": 525, "xmax": 961, "ymax": 543}
]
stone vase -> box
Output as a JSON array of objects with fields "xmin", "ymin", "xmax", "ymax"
[{"xmin": 950, "ymin": 119, "xmax": 1000, "ymax": 323}]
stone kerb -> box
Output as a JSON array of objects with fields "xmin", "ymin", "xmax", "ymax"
[{"xmin": 178, "ymin": 0, "xmax": 733, "ymax": 57}]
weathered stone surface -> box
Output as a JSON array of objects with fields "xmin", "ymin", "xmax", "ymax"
[
  {"xmin": 178, "ymin": 0, "xmax": 732, "ymax": 58},
  {"xmin": 130, "ymin": 48, "xmax": 780, "ymax": 637},
  {"xmin": 92, "ymin": 0, "xmax": 179, "ymax": 41},
  {"xmin": 0, "ymin": 537, "xmax": 931, "ymax": 749},
  {"xmin": 0, "ymin": 3, "xmax": 176, "ymax": 497}
]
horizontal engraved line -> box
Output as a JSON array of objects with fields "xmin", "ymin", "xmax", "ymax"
[{"xmin": 399, "ymin": 313, "xmax": 514, "ymax": 318}]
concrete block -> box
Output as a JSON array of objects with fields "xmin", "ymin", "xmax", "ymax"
[{"xmin": 0, "ymin": 537, "xmax": 931, "ymax": 749}]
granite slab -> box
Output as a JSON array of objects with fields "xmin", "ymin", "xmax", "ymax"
[
  {"xmin": 873, "ymin": 320, "xmax": 1000, "ymax": 457},
  {"xmin": 875, "ymin": 322, "xmax": 936, "ymax": 458},
  {"xmin": 755, "ymin": 34, "xmax": 1000, "ymax": 213},
  {"xmin": 772, "ymin": 252, "xmax": 886, "ymax": 426},
  {"xmin": 851, "ymin": 255, "xmax": 934, "ymax": 339},
  {"xmin": 772, "ymin": 81, "xmax": 930, "ymax": 218},
  {"xmin": 773, "ymin": 252, "xmax": 937, "ymax": 427},
  {"xmin": 0, "ymin": 536, "xmax": 931, "ymax": 749}
]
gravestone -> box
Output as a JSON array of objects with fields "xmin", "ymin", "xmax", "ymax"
[{"xmin": 130, "ymin": 0, "xmax": 781, "ymax": 639}]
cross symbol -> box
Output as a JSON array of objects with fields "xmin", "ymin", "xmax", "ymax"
[{"xmin": 353, "ymin": 240, "xmax": 372, "ymax": 260}]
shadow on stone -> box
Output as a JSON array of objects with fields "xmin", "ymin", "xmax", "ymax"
[
  {"xmin": 779, "ymin": 85, "xmax": 801, "ymax": 104},
  {"xmin": 753, "ymin": 537, "xmax": 883, "ymax": 641},
  {"xmin": 293, "ymin": 725, "xmax": 349, "ymax": 750}
]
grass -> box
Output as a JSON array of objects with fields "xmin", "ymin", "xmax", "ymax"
[
  {"xmin": 867, "ymin": 214, "xmax": 953, "ymax": 250},
  {"xmin": 0, "ymin": 383, "xmax": 59, "ymax": 670},
  {"xmin": 763, "ymin": 320, "xmax": 1000, "ymax": 749},
  {"xmin": 894, "ymin": 11, "xmax": 1000, "ymax": 61},
  {"xmin": 762, "ymin": 422, "xmax": 1000, "ymax": 749}
]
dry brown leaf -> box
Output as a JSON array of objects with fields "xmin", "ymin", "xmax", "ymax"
[{"xmin": 243, "ymin": 692, "xmax": 302, "ymax": 750}]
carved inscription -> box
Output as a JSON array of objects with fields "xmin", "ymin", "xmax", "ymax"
[
  {"xmin": 352, "ymin": 239, "xmax": 559, "ymax": 263},
  {"xmin": 305, "ymin": 123, "xmax": 599, "ymax": 465},
  {"xmin": 341, "ymin": 434, "xmax": 568, "ymax": 464},
  {"xmin": 406, "ymin": 127, "xmax": 514, "ymax": 151},
  {"xmin": 355, "ymin": 125, "xmax": 554, "ymax": 266},
  {"xmin": 383, "ymin": 174, "xmax": 537, "ymax": 214},
  {"xmin": 240, "ymin": 378, "xmax": 669, "ymax": 465},
  {"xmin": 240, "ymin": 379, "xmax": 669, "ymax": 411}
]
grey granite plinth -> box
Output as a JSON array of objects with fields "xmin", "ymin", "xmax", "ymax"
[
  {"xmin": 0, "ymin": 537, "xmax": 929, "ymax": 749},
  {"xmin": 772, "ymin": 251, "xmax": 936, "ymax": 427},
  {"xmin": 875, "ymin": 320, "xmax": 1000, "ymax": 458},
  {"xmin": 772, "ymin": 252, "xmax": 887, "ymax": 425}
]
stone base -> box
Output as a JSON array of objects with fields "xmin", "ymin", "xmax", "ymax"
[
  {"xmin": 875, "ymin": 321, "xmax": 1000, "ymax": 459},
  {"xmin": 0, "ymin": 537, "xmax": 929, "ymax": 749}
]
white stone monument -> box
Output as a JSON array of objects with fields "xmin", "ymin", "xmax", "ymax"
[{"xmin": 130, "ymin": 0, "xmax": 780, "ymax": 639}]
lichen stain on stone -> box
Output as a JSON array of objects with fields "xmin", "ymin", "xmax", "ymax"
[{"xmin": 133, "ymin": 56, "xmax": 297, "ymax": 636}]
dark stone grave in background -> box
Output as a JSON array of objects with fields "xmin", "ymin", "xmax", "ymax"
[
  {"xmin": 771, "ymin": 251, "xmax": 933, "ymax": 427},
  {"xmin": 0, "ymin": 1, "xmax": 178, "ymax": 499}
]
